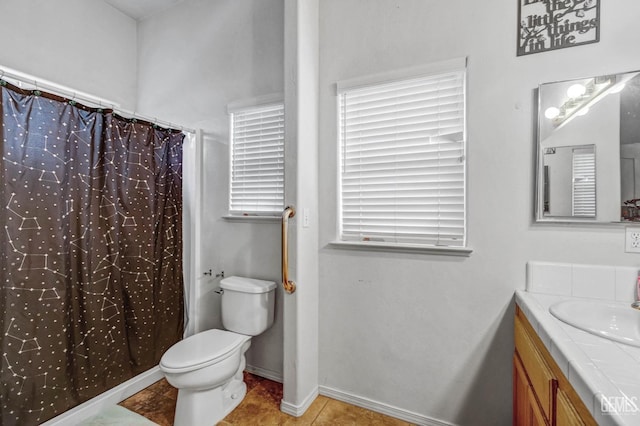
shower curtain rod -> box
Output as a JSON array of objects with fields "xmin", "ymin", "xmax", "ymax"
[{"xmin": 0, "ymin": 65, "xmax": 195, "ymax": 134}]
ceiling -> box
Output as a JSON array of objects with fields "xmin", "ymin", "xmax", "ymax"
[{"xmin": 103, "ymin": 0, "xmax": 187, "ymax": 20}]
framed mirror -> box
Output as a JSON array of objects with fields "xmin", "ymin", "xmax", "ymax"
[{"xmin": 535, "ymin": 70, "xmax": 640, "ymax": 223}]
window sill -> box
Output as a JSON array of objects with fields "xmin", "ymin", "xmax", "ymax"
[
  {"xmin": 328, "ymin": 240, "xmax": 473, "ymax": 256},
  {"xmin": 222, "ymin": 215, "xmax": 280, "ymax": 223}
]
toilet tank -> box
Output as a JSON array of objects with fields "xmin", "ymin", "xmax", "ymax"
[{"xmin": 220, "ymin": 276, "xmax": 276, "ymax": 336}]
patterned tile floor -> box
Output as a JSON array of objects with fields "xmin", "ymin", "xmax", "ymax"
[{"xmin": 119, "ymin": 372, "xmax": 413, "ymax": 425}]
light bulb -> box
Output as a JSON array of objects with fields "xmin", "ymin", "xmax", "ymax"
[
  {"xmin": 575, "ymin": 107, "xmax": 589, "ymax": 116},
  {"xmin": 545, "ymin": 107, "xmax": 560, "ymax": 119},
  {"xmin": 567, "ymin": 84, "xmax": 586, "ymax": 98}
]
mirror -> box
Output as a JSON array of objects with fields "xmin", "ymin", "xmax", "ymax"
[{"xmin": 535, "ymin": 70, "xmax": 640, "ymax": 223}]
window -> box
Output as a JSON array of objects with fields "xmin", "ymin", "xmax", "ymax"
[
  {"xmin": 229, "ymin": 102, "xmax": 285, "ymax": 216},
  {"xmin": 338, "ymin": 66, "xmax": 466, "ymax": 248},
  {"xmin": 571, "ymin": 146, "xmax": 596, "ymax": 217}
]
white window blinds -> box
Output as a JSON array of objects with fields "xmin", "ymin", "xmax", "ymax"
[
  {"xmin": 229, "ymin": 103, "xmax": 285, "ymax": 215},
  {"xmin": 338, "ymin": 70, "xmax": 466, "ymax": 247},
  {"xmin": 572, "ymin": 147, "xmax": 596, "ymax": 217}
]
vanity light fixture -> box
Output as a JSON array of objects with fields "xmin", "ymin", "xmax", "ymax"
[
  {"xmin": 567, "ymin": 83, "xmax": 586, "ymax": 98},
  {"xmin": 545, "ymin": 107, "xmax": 560, "ymax": 119},
  {"xmin": 610, "ymin": 82, "xmax": 626, "ymax": 94},
  {"xmin": 551, "ymin": 76, "xmax": 614, "ymax": 127},
  {"xmin": 575, "ymin": 107, "xmax": 589, "ymax": 117}
]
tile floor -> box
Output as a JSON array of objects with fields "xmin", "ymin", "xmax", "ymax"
[{"xmin": 119, "ymin": 373, "xmax": 414, "ymax": 425}]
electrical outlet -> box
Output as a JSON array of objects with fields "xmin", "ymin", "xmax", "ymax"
[{"xmin": 625, "ymin": 227, "xmax": 640, "ymax": 253}]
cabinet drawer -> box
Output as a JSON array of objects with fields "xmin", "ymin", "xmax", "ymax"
[{"xmin": 515, "ymin": 315, "xmax": 555, "ymax": 421}]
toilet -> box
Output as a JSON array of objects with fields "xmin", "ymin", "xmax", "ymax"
[{"xmin": 159, "ymin": 276, "xmax": 276, "ymax": 426}]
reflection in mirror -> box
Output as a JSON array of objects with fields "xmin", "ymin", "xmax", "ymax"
[
  {"xmin": 536, "ymin": 70, "xmax": 640, "ymax": 223},
  {"xmin": 542, "ymin": 145, "xmax": 596, "ymax": 218}
]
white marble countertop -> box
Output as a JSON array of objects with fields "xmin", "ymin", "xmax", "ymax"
[{"xmin": 516, "ymin": 290, "xmax": 640, "ymax": 426}]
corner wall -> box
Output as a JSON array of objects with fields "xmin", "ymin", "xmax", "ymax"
[
  {"xmin": 317, "ymin": 1, "xmax": 640, "ymax": 424},
  {"xmin": 135, "ymin": 0, "xmax": 286, "ymax": 379},
  {"xmin": 281, "ymin": 0, "xmax": 320, "ymax": 415}
]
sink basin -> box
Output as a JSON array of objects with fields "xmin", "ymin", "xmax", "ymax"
[{"xmin": 549, "ymin": 300, "xmax": 640, "ymax": 347}]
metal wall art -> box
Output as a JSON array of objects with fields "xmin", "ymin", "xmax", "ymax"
[{"xmin": 518, "ymin": 0, "xmax": 600, "ymax": 56}]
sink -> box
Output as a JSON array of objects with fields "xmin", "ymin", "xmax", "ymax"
[{"xmin": 549, "ymin": 300, "xmax": 640, "ymax": 347}]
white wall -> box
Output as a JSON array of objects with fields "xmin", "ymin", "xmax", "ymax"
[
  {"xmin": 0, "ymin": 0, "xmax": 137, "ymax": 109},
  {"xmin": 317, "ymin": 1, "xmax": 640, "ymax": 424},
  {"xmin": 135, "ymin": 0, "xmax": 285, "ymax": 379},
  {"xmin": 281, "ymin": 0, "xmax": 320, "ymax": 415}
]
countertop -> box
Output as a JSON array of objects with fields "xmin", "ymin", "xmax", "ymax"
[{"xmin": 516, "ymin": 290, "xmax": 640, "ymax": 426}]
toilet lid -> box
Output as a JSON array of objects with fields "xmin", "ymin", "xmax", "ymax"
[{"xmin": 160, "ymin": 329, "xmax": 250, "ymax": 374}]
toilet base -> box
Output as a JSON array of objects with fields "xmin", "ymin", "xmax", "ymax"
[
  {"xmin": 173, "ymin": 377, "xmax": 247, "ymax": 426},
  {"xmin": 165, "ymin": 340, "xmax": 251, "ymax": 426}
]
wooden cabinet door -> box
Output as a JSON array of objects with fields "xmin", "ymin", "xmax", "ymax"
[
  {"xmin": 528, "ymin": 386, "xmax": 548, "ymax": 426},
  {"xmin": 556, "ymin": 389, "xmax": 586, "ymax": 426},
  {"xmin": 515, "ymin": 306, "xmax": 598, "ymax": 426},
  {"xmin": 514, "ymin": 354, "xmax": 530, "ymax": 425},
  {"xmin": 515, "ymin": 316, "xmax": 554, "ymax": 421},
  {"xmin": 514, "ymin": 354, "xmax": 549, "ymax": 426}
]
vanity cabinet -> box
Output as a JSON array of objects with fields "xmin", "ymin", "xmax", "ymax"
[
  {"xmin": 556, "ymin": 389, "xmax": 585, "ymax": 426},
  {"xmin": 514, "ymin": 353, "xmax": 547, "ymax": 426},
  {"xmin": 514, "ymin": 306, "xmax": 596, "ymax": 426}
]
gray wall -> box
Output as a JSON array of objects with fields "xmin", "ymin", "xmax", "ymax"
[
  {"xmin": 317, "ymin": 1, "xmax": 640, "ymax": 424},
  {"xmin": 0, "ymin": 0, "xmax": 137, "ymax": 109},
  {"xmin": 135, "ymin": 0, "xmax": 286, "ymax": 379}
]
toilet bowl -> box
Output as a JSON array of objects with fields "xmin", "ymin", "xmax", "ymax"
[
  {"xmin": 159, "ymin": 276, "xmax": 276, "ymax": 426},
  {"xmin": 160, "ymin": 329, "xmax": 251, "ymax": 425}
]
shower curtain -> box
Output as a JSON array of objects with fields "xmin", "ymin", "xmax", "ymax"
[{"xmin": 0, "ymin": 82, "xmax": 184, "ymax": 425}]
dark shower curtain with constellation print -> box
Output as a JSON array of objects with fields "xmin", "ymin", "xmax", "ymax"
[{"xmin": 0, "ymin": 82, "xmax": 184, "ymax": 425}]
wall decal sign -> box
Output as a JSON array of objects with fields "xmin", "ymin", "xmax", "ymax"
[{"xmin": 518, "ymin": 0, "xmax": 600, "ymax": 56}]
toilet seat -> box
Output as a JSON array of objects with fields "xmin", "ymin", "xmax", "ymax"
[{"xmin": 160, "ymin": 329, "xmax": 250, "ymax": 374}]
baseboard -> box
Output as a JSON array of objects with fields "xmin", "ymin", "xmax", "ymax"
[
  {"xmin": 318, "ymin": 385, "xmax": 456, "ymax": 426},
  {"xmin": 41, "ymin": 367, "xmax": 163, "ymax": 426},
  {"xmin": 245, "ymin": 364, "xmax": 283, "ymax": 383},
  {"xmin": 280, "ymin": 387, "xmax": 319, "ymax": 417},
  {"xmin": 245, "ymin": 369, "xmax": 453, "ymax": 425}
]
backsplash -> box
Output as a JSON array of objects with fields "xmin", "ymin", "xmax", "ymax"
[{"xmin": 527, "ymin": 261, "xmax": 639, "ymax": 302}]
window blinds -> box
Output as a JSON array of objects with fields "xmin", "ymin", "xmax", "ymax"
[
  {"xmin": 338, "ymin": 71, "xmax": 466, "ymax": 247},
  {"xmin": 572, "ymin": 147, "xmax": 596, "ymax": 217},
  {"xmin": 229, "ymin": 103, "xmax": 285, "ymax": 215}
]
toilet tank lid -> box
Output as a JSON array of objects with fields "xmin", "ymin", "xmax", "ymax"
[{"xmin": 220, "ymin": 276, "xmax": 277, "ymax": 294}]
